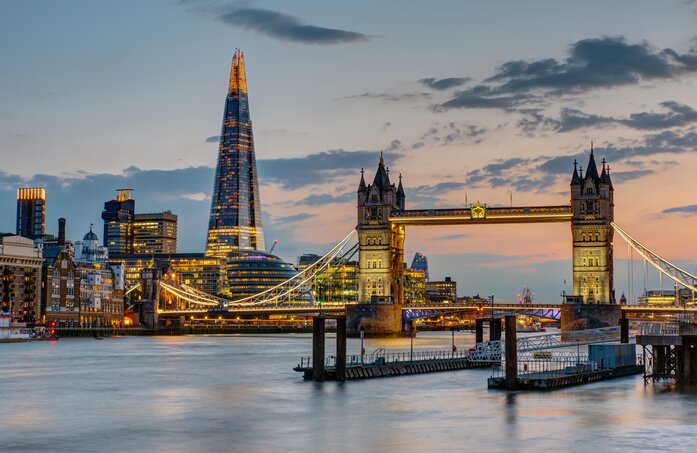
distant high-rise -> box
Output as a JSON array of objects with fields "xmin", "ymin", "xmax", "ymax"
[
  {"xmin": 102, "ymin": 189, "xmax": 135, "ymax": 255},
  {"xmin": 102, "ymin": 189, "xmax": 178, "ymax": 255},
  {"xmin": 205, "ymin": 49, "xmax": 265, "ymax": 259},
  {"xmin": 411, "ymin": 252, "xmax": 429, "ymax": 281},
  {"xmin": 133, "ymin": 212, "xmax": 178, "ymax": 254},
  {"xmin": 16, "ymin": 187, "xmax": 46, "ymax": 239}
]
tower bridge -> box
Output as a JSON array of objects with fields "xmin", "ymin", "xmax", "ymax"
[
  {"xmin": 149, "ymin": 147, "xmax": 695, "ymax": 335},
  {"xmin": 351, "ymin": 146, "xmax": 615, "ymax": 334}
]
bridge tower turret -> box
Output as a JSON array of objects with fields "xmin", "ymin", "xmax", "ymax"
[
  {"xmin": 357, "ymin": 153, "xmax": 403, "ymax": 304},
  {"xmin": 570, "ymin": 144, "xmax": 615, "ymax": 303}
]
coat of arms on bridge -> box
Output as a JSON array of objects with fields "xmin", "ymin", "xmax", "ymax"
[{"xmin": 471, "ymin": 202, "xmax": 486, "ymax": 219}]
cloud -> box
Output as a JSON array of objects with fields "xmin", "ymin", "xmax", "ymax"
[
  {"xmin": 662, "ymin": 204, "xmax": 697, "ymax": 214},
  {"xmin": 181, "ymin": 192, "xmax": 209, "ymax": 202},
  {"xmin": 294, "ymin": 193, "xmax": 354, "ymax": 206},
  {"xmin": 271, "ymin": 213, "xmax": 317, "ymax": 224},
  {"xmin": 419, "ymin": 77, "xmax": 470, "ymax": 91},
  {"xmin": 520, "ymin": 101, "xmax": 697, "ymax": 133},
  {"xmin": 339, "ymin": 91, "xmax": 431, "ymax": 103},
  {"xmin": 205, "ymin": 135, "xmax": 220, "ymax": 143},
  {"xmin": 216, "ymin": 7, "xmax": 370, "ymax": 44},
  {"xmin": 258, "ymin": 149, "xmax": 401, "ymax": 190},
  {"xmin": 439, "ymin": 36, "xmax": 697, "ymax": 110},
  {"xmin": 435, "ymin": 233, "xmax": 467, "ymax": 241},
  {"xmin": 0, "ymin": 166, "xmax": 216, "ymax": 253},
  {"xmin": 416, "ymin": 122, "xmax": 487, "ymax": 147}
]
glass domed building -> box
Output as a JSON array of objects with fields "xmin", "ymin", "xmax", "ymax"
[{"xmin": 221, "ymin": 250, "xmax": 313, "ymax": 304}]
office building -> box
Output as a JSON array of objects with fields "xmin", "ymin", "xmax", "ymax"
[
  {"xmin": 426, "ymin": 277, "xmax": 457, "ymax": 303},
  {"xmin": 102, "ymin": 189, "xmax": 177, "ymax": 255},
  {"xmin": 133, "ymin": 212, "xmax": 177, "ymax": 254},
  {"xmin": 16, "ymin": 187, "xmax": 46, "ymax": 240},
  {"xmin": 102, "ymin": 189, "xmax": 135, "ymax": 255},
  {"xmin": 206, "ymin": 49, "xmax": 265, "ymax": 258}
]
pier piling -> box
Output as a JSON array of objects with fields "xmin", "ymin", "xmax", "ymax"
[
  {"xmin": 312, "ymin": 316, "xmax": 326, "ymax": 382},
  {"xmin": 504, "ymin": 315, "xmax": 517, "ymax": 390},
  {"xmin": 336, "ymin": 317, "xmax": 347, "ymax": 382},
  {"xmin": 475, "ymin": 319, "xmax": 484, "ymax": 344},
  {"xmin": 620, "ymin": 316, "xmax": 629, "ymax": 344},
  {"xmin": 490, "ymin": 318, "xmax": 502, "ymax": 342}
]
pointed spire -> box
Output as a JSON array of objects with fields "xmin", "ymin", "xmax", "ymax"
[
  {"xmin": 228, "ymin": 49, "xmax": 248, "ymax": 95},
  {"xmin": 585, "ymin": 142, "xmax": 600, "ymax": 182},
  {"xmin": 600, "ymin": 157, "xmax": 610, "ymax": 185},
  {"xmin": 372, "ymin": 152, "xmax": 391, "ymax": 188},
  {"xmin": 397, "ymin": 173, "xmax": 405, "ymax": 198},
  {"xmin": 604, "ymin": 164, "xmax": 613, "ymax": 189},
  {"xmin": 358, "ymin": 168, "xmax": 367, "ymax": 192},
  {"xmin": 579, "ymin": 166, "xmax": 583, "ymax": 179},
  {"xmin": 571, "ymin": 159, "xmax": 581, "ymax": 185}
]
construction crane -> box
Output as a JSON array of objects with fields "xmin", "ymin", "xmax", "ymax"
[{"xmin": 269, "ymin": 239, "xmax": 278, "ymax": 255}]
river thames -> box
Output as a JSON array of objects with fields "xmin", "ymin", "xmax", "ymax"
[{"xmin": 1, "ymin": 332, "xmax": 695, "ymax": 452}]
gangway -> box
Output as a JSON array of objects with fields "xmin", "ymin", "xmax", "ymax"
[{"xmin": 469, "ymin": 326, "xmax": 629, "ymax": 362}]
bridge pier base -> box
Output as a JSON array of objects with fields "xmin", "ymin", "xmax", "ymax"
[
  {"xmin": 505, "ymin": 315, "xmax": 517, "ymax": 390},
  {"xmin": 561, "ymin": 303, "xmax": 621, "ymax": 332},
  {"xmin": 346, "ymin": 303, "xmax": 403, "ymax": 337},
  {"xmin": 475, "ymin": 319, "xmax": 484, "ymax": 344},
  {"xmin": 312, "ymin": 316, "xmax": 326, "ymax": 382}
]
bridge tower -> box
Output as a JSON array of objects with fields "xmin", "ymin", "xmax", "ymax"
[
  {"xmin": 570, "ymin": 145, "xmax": 614, "ymax": 303},
  {"xmin": 357, "ymin": 153, "xmax": 405, "ymax": 304}
]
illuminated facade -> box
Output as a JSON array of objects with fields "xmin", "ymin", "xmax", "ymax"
[
  {"xmin": 410, "ymin": 253, "xmax": 429, "ymax": 281},
  {"xmin": 133, "ymin": 212, "xmax": 177, "ymax": 254},
  {"xmin": 298, "ymin": 254, "xmax": 358, "ymax": 303},
  {"xmin": 356, "ymin": 154, "xmax": 405, "ymax": 303},
  {"xmin": 404, "ymin": 267, "xmax": 426, "ymax": 305},
  {"xmin": 16, "ymin": 187, "xmax": 46, "ymax": 239},
  {"xmin": 0, "ymin": 235, "xmax": 43, "ymax": 322},
  {"xmin": 112, "ymin": 253, "xmax": 223, "ymax": 295},
  {"xmin": 426, "ymin": 277, "xmax": 457, "ymax": 303},
  {"xmin": 570, "ymin": 145, "xmax": 614, "ymax": 304},
  {"xmin": 102, "ymin": 189, "xmax": 135, "ymax": 255},
  {"xmin": 206, "ymin": 49, "xmax": 265, "ymax": 258},
  {"xmin": 222, "ymin": 251, "xmax": 306, "ymax": 302},
  {"xmin": 102, "ymin": 189, "xmax": 178, "ymax": 255}
]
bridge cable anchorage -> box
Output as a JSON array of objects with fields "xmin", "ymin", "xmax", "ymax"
[
  {"xmin": 611, "ymin": 222, "xmax": 697, "ymax": 292},
  {"xmin": 158, "ymin": 229, "xmax": 358, "ymax": 310}
]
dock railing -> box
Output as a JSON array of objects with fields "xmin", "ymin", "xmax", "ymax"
[
  {"xmin": 490, "ymin": 352, "xmax": 597, "ymax": 379},
  {"xmin": 296, "ymin": 348, "xmax": 494, "ymax": 370}
]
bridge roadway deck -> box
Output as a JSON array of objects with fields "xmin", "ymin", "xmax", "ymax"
[
  {"xmin": 389, "ymin": 205, "xmax": 573, "ymax": 226},
  {"xmin": 157, "ymin": 303, "xmax": 697, "ymax": 317}
]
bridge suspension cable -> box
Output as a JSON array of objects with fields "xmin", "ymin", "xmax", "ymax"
[
  {"xmin": 612, "ymin": 222, "xmax": 697, "ymax": 293},
  {"xmin": 158, "ymin": 229, "xmax": 358, "ymax": 308}
]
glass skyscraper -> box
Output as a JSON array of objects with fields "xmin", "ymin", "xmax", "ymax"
[{"xmin": 205, "ymin": 49, "xmax": 265, "ymax": 258}]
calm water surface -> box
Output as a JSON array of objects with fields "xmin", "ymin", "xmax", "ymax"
[{"xmin": 1, "ymin": 332, "xmax": 695, "ymax": 453}]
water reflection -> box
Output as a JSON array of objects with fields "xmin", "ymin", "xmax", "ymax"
[{"xmin": 0, "ymin": 332, "xmax": 695, "ymax": 452}]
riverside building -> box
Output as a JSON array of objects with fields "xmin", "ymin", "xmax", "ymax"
[{"xmin": 0, "ymin": 234, "xmax": 43, "ymax": 322}]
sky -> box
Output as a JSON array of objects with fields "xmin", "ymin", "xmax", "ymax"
[{"xmin": 1, "ymin": 0, "xmax": 697, "ymax": 302}]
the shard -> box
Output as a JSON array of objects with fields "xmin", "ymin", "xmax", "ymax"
[{"xmin": 205, "ymin": 49, "xmax": 265, "ymax": 258}]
